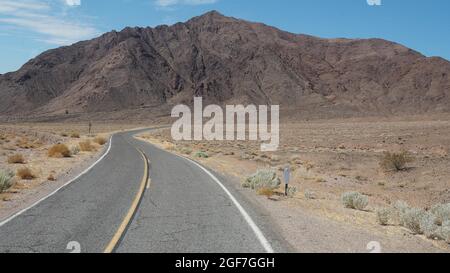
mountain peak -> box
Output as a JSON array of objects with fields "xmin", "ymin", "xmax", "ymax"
[
  {"xmin": 200, "ymin": 10, "xmax": 225, "ymax": 18},
  {"xmin": 188, "ymin": 10, "xmax": 232, "ymax": 24},
  {"xmin": 0, "ymin": 12, "xmax": 449, "ymax": 119}
]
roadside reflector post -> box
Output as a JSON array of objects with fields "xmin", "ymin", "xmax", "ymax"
[{"xmin": 283, "ymin": 165, "xmax": 290, "ymax": 196}]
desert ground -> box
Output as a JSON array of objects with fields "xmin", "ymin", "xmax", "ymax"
[{"xmin": 137, "ymin": 117, "xmax": 450, "ymax": 252}]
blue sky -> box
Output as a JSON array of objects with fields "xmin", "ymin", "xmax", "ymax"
[{"xmin": 0, "ymin": 0, "xmax": 449, "ymax": 74}]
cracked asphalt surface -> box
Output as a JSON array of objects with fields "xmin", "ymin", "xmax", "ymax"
[{"xmin": 0, "ymin": 129, "xmax": 288, "ymax": 253}]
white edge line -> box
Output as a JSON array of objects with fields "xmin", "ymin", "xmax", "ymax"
[
  {"xmin": 176, "ymin": 154, "xmax": 275, "ymax": 253},
  {"xmin": 0, "ymin": 136, "xmax": 114, "ymax": 227}
]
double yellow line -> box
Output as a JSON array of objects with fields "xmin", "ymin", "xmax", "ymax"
[{"xmin": 103, "ymin": 148, "xmax": 149, "ymax": 253}]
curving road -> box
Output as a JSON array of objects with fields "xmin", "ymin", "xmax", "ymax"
[{"xmin": 0, "ymin": 129, "xmax": 288, "ymax": 253}]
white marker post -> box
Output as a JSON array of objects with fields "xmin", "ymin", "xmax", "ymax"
[{"xmin": 283, "ymin": 166, "xmax": 290, "ymax": 196}]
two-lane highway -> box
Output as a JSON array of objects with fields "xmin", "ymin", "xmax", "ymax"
[{"xmin": 0, "ymin": 129, "xmax": 288, "ymax": 253}]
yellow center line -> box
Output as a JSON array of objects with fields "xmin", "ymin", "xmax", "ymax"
[{"xmin": 103, "ymin": 149, "xmax": 149, "ymax": 253}]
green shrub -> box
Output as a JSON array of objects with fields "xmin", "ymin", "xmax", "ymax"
[
  {"xmin": 194, "ymin": 151, "xmax": 209, "ymax": 158},
  {"xmin": 341, "ymin": 192, "xmax": 368, "ymax": 211},
  {"xmin": 0, "ymin": 169, "xmax": 15, "ymax": 193},
  {"xmin": 243, "ymin": 169, "xmax": 281, "ymax": 190}
]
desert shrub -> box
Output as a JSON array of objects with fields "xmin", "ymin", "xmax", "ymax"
[
  {"xmin": 430, "ymin": 203, "xmax": 450, "ymax": 226},
  {"xmin": 380, "ymin": 151, "xmax": 413, "ymax": 171},
  {"xmin": 70, "ymin": 132, "xmax": 80, "ymax": 138},
  {"xmin": 48, "ymin": 144, "xmax": 71, "ymax": 158},
  {"xmin": 242, "ymin": 169, "xmax": 281, "ymax": 190},
  {"xmin": 7, "ymin": 153, "xmax": 25, "ymax": 164},
  {"xmin": 47, "ymin": 174, "xmax": 56, "ymax": 181},
  {"xmin": 392, "ymin": 200, "xmax": 410, "ymax": 225},
  {"xmin": 194, "ymin": 151, "xmax": 209, "ymax": 158},
  {"xmin": 257, "ymin": 187, "xmax": 275, "ymax": 199},
  {"xmin": 304, "ymin": 190, "xmax": 316, "ymax": 200},
  {"xmin": 341, "ymin": 192, "xmax": 368, "ymax": 211},
  {"xmin": 376, "ymin": 207, "xmax": 391, "ymax": 226},
  {"xmin": 70, "ymin": 145, "xmax": 80, "ymax": 156},
  {"xmin": 16, "ymin": 167, "xmax": 35, "ymax": 180},
  {"xmin": 94, "ymin": 136, "xmax": 107, "ymax": 145},
  {"xmin": 60, "ymin": 132, "xmax": 68, "ymax": 137},
  {"xmin": 437, "ymin": 221, "xmax": 450, "ymax": 243},
  {"xmin": 79, "ymin": 140, "xmax": 95, "ymax": 152},
  {"xmin": 286, "ymin": 186, "xmax": 297, "ymax": 198},
  {"xmin": 179, "ymin": 147, "xmax": 193, "ymax": 155},
  {"xmin": 0, "ymin": 169, "xmax": 15, "ymax": 193},
  {"xmin": 420, "ymin": 212, "xmax": 439, "ymax": 239},
  {"xmin": 401, "ymin": 208, "xmax": 426, "ymax": 234}
]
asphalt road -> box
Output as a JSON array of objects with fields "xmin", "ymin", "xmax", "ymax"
[{"xmin": 0, "ymin": 129, "xmax": 288, "ymax": 253}]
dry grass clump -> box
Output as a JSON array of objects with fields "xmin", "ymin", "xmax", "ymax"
[
  {"xmin": 380, "ymin": 151, "xmax": 414, "ymax": 171},
  {"xmin": 48, "ymin": 144, "xmax": 71, "ymax": 158},
  {"xmin": 16, "ymin": 167, "xmax": 36, "ymax": 180},
  {"xmin": 79, "ymin": 140, "xmax": 95, "ymax": 152},
  {"xmin": 15, "ymin": 137, "xmax": 39, "ymax": 149},
  {"xmin": 257, "ymin": 187, "xmax": 275, "ymax": 199},
  {"xmin": 47, "ymin": 174, "xmax": 56, "ymax": 181},
  {"xmin": 7, "ymin": 153, "xmax": 25, "ymax": 164},
  {"xmin": 70, "ymin": 132, "xmax": 80, "ymax": 138},
  {"xmin": 93, "ymin": 136, "xmax": 107, "ymax": 145}
]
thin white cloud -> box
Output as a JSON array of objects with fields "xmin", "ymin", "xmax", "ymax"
[
  {"xmin": 0, "ymin": 0, "xmax": 97, "ymax": 46},
  {"xmin": 65, "ymin": 0, "xmax": 81, "ymax": 7},
  {"xmin": 155, "ymin": 0, "xmax": 218, "ymax": 7}
]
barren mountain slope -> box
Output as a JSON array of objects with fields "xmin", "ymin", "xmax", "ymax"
[{"xmin": 0, "ymin": 11, "xmax": 449, "ymax": 119}]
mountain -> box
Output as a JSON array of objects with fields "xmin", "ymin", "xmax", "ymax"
[{"xmin": 1, "ymin": 11, "xmax": 449, "ymax": 120}]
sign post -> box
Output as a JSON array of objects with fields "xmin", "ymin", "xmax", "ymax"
[{"xmin": 283, "ymin": 165, "xmax": 290, "ymax": 196}]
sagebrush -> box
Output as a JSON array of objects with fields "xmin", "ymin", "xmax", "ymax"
[
  {"xmin": 243, "ymin": 169, "xmax": 281, "ymax": 191},
  {"xmin": 341, "ymin": 192, "xmax": 368, "ymax": 210},
  {"xmin": 376, "ymin": 208, "xmax": 391, "ymax": 225}
]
